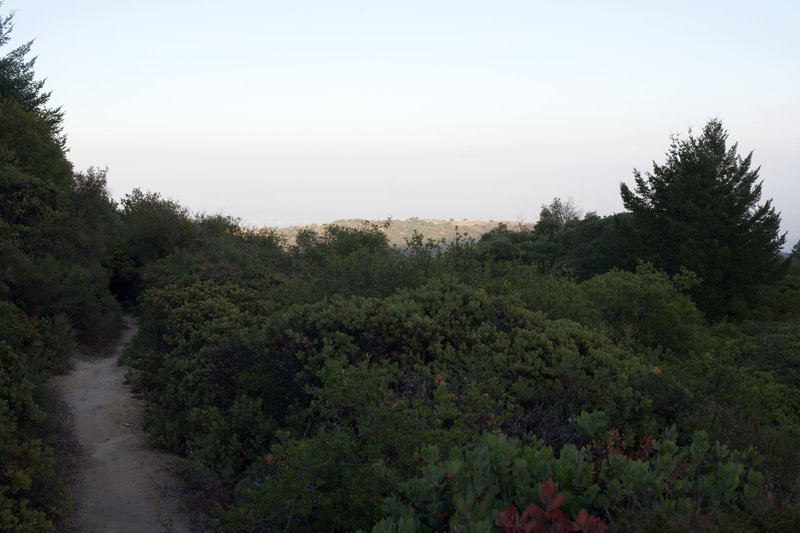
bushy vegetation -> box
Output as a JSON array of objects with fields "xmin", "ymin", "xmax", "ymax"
[
  {"xmin": 119, "ymin": 208, "xmax": 800, "ymax": 531},
  {"xmin": 113, "ymin": 120, "xmax": 798, "ymax": 531},
  {"xmin": 374, "ymin": 427, "xmax": 783, "ymax": 533},
  {"xmin": 0, "ymin": 10, "xmax": 123, "ymax": 530},
  {"xmin": 2, "ymin": 4, "xmax": 799, "ymax": 531}
]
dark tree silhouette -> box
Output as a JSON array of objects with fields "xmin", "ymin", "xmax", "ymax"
[{"xmin": 620, "ymin": 119, "xmax": 786, "ymax": 317}]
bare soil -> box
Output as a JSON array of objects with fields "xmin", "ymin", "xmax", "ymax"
[{"xmin": 52, "ymin": 316, "xmax": 193, "ymax": 533}]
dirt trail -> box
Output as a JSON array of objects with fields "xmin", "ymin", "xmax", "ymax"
[{"xmin": 53, "ymin": 316, "xmax": 193, "ymax": 533}]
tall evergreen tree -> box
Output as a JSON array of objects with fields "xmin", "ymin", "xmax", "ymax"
[
  {"xmin": 620, "ymin": 119, "xmax": 786, "ymax": 317},
  {"xmin": 0, "ymin": 9, "xmax": 63, "ymax": 141},
  {"xmin": 0, "ymin": 3, "xmax": 124, "ymax": 348}
]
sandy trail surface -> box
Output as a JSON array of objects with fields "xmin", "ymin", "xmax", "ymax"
[{"xmin": 53, "ymin": 316, "xmax": 193, "ymax": 533}]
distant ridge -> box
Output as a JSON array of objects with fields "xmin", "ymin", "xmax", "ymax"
[{"xmin": 274, "ymin": 218, "xmax": 519, "ymax": 247}]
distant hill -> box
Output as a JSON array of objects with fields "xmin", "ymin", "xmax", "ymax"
[{"xmin": 274, "ymin": 218, "xmax": 521, "ymax": 247}]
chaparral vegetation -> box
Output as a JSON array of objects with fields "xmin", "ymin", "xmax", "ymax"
[{"xmin": 2, "ymin": 6, "xmax": 799, "ymax": 532}]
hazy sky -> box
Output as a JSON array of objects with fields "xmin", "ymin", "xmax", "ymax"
[{"xmin": 4, "ymin": 1, "xmax": 798, "ymax": 245}]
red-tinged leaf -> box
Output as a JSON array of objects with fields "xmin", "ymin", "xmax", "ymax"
[
  {"xmin": 521, "ymin": 502, "xmax": 547, "ymax": 523},
  {"xmin": 540, "ymin": 478, "xmax": 557, "ymax": 502},
  {"xmin": 571, "ymin": 509, "xmax": 608, "ymax": 533},
  {"xmin": 551, "ymin": 509, "xmax": 573, "ymax": 531},
  {"xmin": 638, "ymin": 434, "xmax": 655, "ymax": 459},
  {"xmin": 548, "ymin": 492, "xmax": 565, "ymax": 512},
  {"xmin": 586, "ymin": 516, "xmax": 608, "ymax": 533},
  {"xmin": 496, "ymin": 505, "xmax": 520, "ymax": 532}
]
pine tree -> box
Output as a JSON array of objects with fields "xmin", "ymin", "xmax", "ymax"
[
  {"xmin": 620, "ymin": 119, "xmax": 786, "ymax": 317},
  {"xmin": 0, "ymin": 3, "xmax": 121, "ymax": 339},
  {"xmin": 0, "ymin": 9, "xmax": 64, "ymax": 141}
]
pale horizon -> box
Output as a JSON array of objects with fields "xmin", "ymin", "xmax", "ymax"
[{"xmin": 4, "ymin": 1, "xmax": 798, "ymax": 246}]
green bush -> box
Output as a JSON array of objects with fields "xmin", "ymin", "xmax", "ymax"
[
  {"xmin": 579, "ymin": 263, "xmax": 703, "ymax": 354},
  {"xmin": 127, "ymin": 275, "xmax": 691, "ymax": 530},
  {"xmin": 0, "ymin": 339, "xmax": 70, "ymax": 533},
  {"xmin": 374, "ymin": 429, "xmax": 776, "ymax": 532}
]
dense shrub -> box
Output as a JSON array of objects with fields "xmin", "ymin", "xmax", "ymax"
[
  {"xmin": 667, "ymin": 324, "xmax": 800, "ymax": 494},
  {"xmin": 120, "ymin": 217, "xmax": 800, "ymax": 531},
  {"xmin": 3, "ymin": 7, "xmax": 799, "ymax": 530},
  {"xmin": 127, "ymin": 274, "xmax": 699, "ymax": 530},
  {"xmin": 0, "ymin": 313, "xmax": 70, "ymax": 532},
  {"xmin": 374, "ymin": 428, "xmax": 781, "ymax": 533},
  {"xmin": 1, "ymin": 12, "xmax": 124, "ymax": 528},
  {"xmin": 476, "ymin": 212, "xmax": 635, "ymax": 279},
  {"xmin": 579, "ymin": 263, "xmax": 704, "ymax": 354}
]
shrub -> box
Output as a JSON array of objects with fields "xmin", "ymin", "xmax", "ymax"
[
  {"xmin": 374, "ymin": 427, "xmax": 775, "ymax": 532},
  {"xmin": 580, "ymin": 263, "xmax": 703, "ymax": 354}
]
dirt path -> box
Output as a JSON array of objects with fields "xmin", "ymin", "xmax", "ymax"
[{"xmin": 53, "ymin": 316, "xmax": 193, "ymax": 533}]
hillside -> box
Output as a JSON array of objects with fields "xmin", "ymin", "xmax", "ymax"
[{"xmin": 274, "ymin": 217, "xmax": 521, "ymax": 247}]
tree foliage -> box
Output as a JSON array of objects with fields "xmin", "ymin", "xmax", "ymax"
[
  {"xmin": 114, "ymin": 215, "xmax": 800, "ymax": 531},
  {"xmin": 535, "ymin": 197, "xmax": 582, "ymax": 233},
  {"xmin": 620, "ymin": 119, "xmax": 786, "ymax": 317},
  {"xmin": 476, "ymin": 212, "xmax": 635, "ymax": 278},
  {"xmin": 0, "ymin": 7, "xmax": 122, "ymax": 529},
  {"xmin": 0, "ymin": 10, "xmax": 62, "ymax": 139}
]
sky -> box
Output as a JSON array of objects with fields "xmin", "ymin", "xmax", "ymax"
[{"xmin": 3, "ymin": 1, "xmax": 798, "ymax": 245}]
